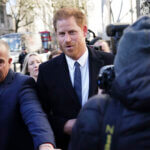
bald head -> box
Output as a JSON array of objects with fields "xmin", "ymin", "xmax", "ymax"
[
  {"xmin": 0, "ymin": 40, "xmax": 10, "ymax": 58},
  {"xmin": 0, "ymin": 40, "xmax": 12, "ymax": 82}
]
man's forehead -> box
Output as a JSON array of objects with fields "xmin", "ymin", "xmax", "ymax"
[{"xmin": 0, "ymin": 46, "xmax": 9, "ymax": 57}]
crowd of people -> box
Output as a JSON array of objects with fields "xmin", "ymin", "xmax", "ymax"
[{"xmin": 0, "ymin": 6, "xmax": 150, "ymax": 150}]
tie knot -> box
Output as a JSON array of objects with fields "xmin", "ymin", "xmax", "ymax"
[{"xmin": 74, "ymin": 62, "xmax": 80, "ymax": 68}]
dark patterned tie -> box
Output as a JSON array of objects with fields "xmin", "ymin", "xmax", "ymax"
[{"xmin": 74, "ymin": 61, "xmax": 82, "ymax": 104}]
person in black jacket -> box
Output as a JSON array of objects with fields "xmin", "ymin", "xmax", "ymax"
[
  {"xmin": 37, "ymin": 7, "xmax": 114, "ymax": 150},
  {"xmin": 18, "ymin": 48, "xmax": 28, "ymax": 71},
  {"xmin": 69, "ymin": 16, "xmax": 150, "ymax": 150}
]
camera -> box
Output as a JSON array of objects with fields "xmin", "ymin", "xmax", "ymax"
[
  {"xmin": 106, "ymin": 24, "xmax": 129, "ymax": 54},
  {"xmin": 89, "ymin": 45, "xmax": 102, "ymax": 51},
  {"xmin": 93, "ymin": 45, "xmax": 102, "ymax": 51},
  {"xmin": 98, "ymin": 65, "xmax": 115, "ymax": 94},
  {"xmin": 106, "ymin": 24, "xmax": 129, "ymax": 37}
]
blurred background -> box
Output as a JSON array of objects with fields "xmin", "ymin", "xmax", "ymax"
[{"xmin": 0, "ymin": 0, "xmax": 149, "ymax": 71}]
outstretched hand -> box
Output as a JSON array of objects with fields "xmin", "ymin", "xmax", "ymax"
[
  {"xmin": 64, "ymin": 119, "xmax": 77, "ymax": 135},
  {"xmin": 39, "ymin": 143, "xmax": 62, "ymax": 150}
]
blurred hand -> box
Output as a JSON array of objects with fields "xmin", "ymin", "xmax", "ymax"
[
  {"xmin": 39, "ymin": 143, "xmax": 54, "ymax": 150},
  {"xmin": 64, "ymin": 119, "xmax": 77, "ymax": 135}
]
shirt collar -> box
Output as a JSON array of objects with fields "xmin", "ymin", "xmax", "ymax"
[{"xmin": 65, "ymin": 48, "xmax": 89, "ymax": 69}]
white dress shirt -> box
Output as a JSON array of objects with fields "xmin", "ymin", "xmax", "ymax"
[{"xmin": 65, "ymin": 49, "xmax": 89, "ymax": 107}]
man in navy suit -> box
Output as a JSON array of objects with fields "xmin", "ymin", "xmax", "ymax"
[
  {"xmin": 37, "ymin": 7, "xmax": 114, "ymax": 150},
  {"xmin": 0, "ymin": 39, "xmax": 55, "ymax": 150}
]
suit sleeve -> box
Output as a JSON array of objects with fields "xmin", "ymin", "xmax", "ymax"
[{"xmin": 18, "ymin": 76, "xmax": 55, "ymax": 149}]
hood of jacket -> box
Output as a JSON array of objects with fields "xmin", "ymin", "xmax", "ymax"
[{"xmin": 111, "ymin": 60, "xmax": 150, "ymax": 111}]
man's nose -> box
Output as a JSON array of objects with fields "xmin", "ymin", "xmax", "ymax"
[{"xmin": 64, "ymin": 33, "xmax": 71, "ymax": 42}]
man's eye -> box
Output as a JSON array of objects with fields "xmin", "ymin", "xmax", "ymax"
[
  {"xmin": 69, "ymin": 31, "xmax": 76, "ymax": 34},
  {"xmin": 59, "ymin": 32, "xmax": 65, "ymax": 36},
  {"xmin": 0, "ymin": 60, "xmax": 4, "ymax": 64}
]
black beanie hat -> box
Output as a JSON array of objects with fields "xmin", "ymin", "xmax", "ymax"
[{"xmin": 114, "ymin": 16, "xmax": 150, "ymax": 75}]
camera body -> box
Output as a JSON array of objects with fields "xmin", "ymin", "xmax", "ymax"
[
  {"xmin": 93, "ymin": 45, "xmax": 102, "ymax": 51},
  {"xmin": 98, "ymin": 65, "xmax": 115, "ymax": 94},
  {"xmin": 89, "ymin": 45, "xmax": 102, "ymax": 51},
  {"xmin": 106, "ymin": 24, "xmax": 129, "ymax": 37},
  {"xmin": 106, "ymin": 24, "xmax": 129, "ymax": 54}
]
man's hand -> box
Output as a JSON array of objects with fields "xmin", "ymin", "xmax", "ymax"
[
  {"xmin": 39, "ymin": 143, "xmax": 54, "ymax": 150},
  {"xmin": 64, "ymin": 119, "xmax": 77, "ymax": 135}
]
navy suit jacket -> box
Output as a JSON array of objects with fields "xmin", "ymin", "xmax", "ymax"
[
  {"xmin": 37, "ymin": 47, "xmax": 114, "ymax": 149},
  {"xmin": 0, "ymin": 69, "xmax": 55, "ymax": 150}
]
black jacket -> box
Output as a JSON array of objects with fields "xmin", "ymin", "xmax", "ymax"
[
  {"xmin": 37, "ymin": 47, "xmax": 114, "ymax": 150},
  {"xmin": 69, "ymin": 61, "xmax": 150, "ymax": 150}
]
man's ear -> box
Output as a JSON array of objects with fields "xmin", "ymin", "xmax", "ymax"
[
  {"xmin": 83, "ymin": 25, "xmax": 88, "ymax": 37},
  {"xmin": 8, "ymin": 58, "xmax": 12, "ymax": 64}
]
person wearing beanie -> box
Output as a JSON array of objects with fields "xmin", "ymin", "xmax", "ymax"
[{"xmin": 68, "ymin": 16, "xmax": 150, "ymax": 150}]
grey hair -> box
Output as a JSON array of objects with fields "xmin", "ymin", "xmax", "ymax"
[{"xmin": 21, "ymin": 52, "xmax": 42, "ymax": 75}]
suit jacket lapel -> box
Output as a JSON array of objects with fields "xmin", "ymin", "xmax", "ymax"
[
  {"xmin": 60, "ymin": 54, "xmax": 81, "ymax": 106},
  {"xmin": 59, "ymin": 48, "xmax": 104, "ymax": 105},
  {"xmin": 88, "ymin": 47, "xmax": 104, "ymax": 97}
]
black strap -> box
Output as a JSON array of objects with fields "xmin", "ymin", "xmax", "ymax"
[{"xmin": 100, "ymin": 97, "xmax": 123, "ymax": 150}]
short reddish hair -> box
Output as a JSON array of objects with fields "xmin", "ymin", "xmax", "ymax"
[{"xmin": 53, "ymin": 7, "xmax": 87, "ymax": 31}]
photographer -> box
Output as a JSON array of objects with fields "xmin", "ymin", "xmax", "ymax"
[
  {"xmin": 93, "ymin": 39, "xmax": 111, "ymax": 53},
  {"xmin": 69, "ymin": 16, "xmax": 150, "ymax": 150}
]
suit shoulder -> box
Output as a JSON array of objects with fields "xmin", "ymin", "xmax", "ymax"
[
  {"xmin": 89, "ymin": 47, "xmax": 114, "ymax": 61},
  {"xmin": 15, "ymin": 73, "xmax": 35, "ymax": 85},
  {"xmin": 97, "ymin": 51, "xmax": 114, "ymax": 65},
  {"xmin": 39, "ymin": 53, "xmax": 63, "ymax": 70},
  {"xmin": 96, "ymin": 50, "xmax": 114, "ymax": 59}
]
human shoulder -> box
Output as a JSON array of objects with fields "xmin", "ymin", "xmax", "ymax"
[
  {"xmin": 15, "ymin": 72, "xmax": 35, "ymax": 86},
  {"xmin": 39, "ymin": 53, "xmax": 64, "ymax": 71},
  {"xmin": 95, "ymin": 48, "xmax": 114, "ymax": 59},
  {"xmin": 88, "ymin": 46, "xmax": 114, "ymax": 63}
]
